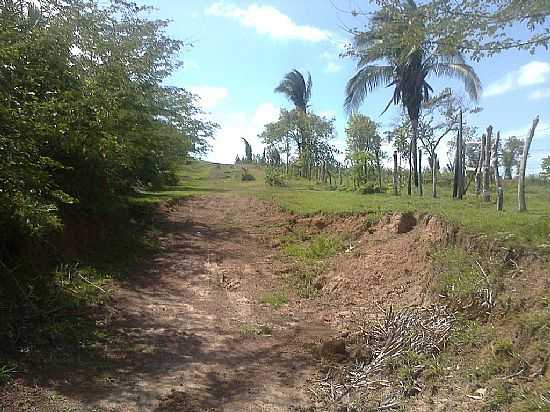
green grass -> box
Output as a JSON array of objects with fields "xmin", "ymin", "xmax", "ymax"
[
  {"xmin": 282, "ymin": 233, "xmax": 343, "ymax": 260},
  {"xmin": 260, "ymin": 290, "xmax": 288, "ymax": 309},
  {"xmin": 0, "ymin": 364, "xmax": 15, "ymax": 385},
  {"xmin": 259, "ymin": 180, "xmax": 550, "ymax": 249},
  {"xmin": 239, "ymin": 323, "xmax": 273, "ymax": 337},
  {"xmin": 130, "ymin": 160, "xmax": 550, "ymax": 249}
]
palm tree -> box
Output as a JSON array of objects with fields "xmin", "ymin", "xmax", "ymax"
[
  {"xmin": 344, "ymin": 0, "xmax": 481, "ymax": 192},
  {"xmin": 274, "ymin": 70, "xmax": 313, "ymax": 177},
  {"xmin": 275, "ymin": 69, "xmax": 312, "ymax": 113}
]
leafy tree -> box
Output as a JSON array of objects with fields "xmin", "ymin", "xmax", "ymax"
[
  {"xmin": 241, "ymin": 138, "xmax": 253, "ymax": 163},
  {"xmin": 541, "ymin": 156, "xmax": 550, "ymax": 181},
  {"xmin": 0, "ymin": 0, "xmax": 217, "ymax": 275},
  {"xmin": 425, "ymin": 0, "xmax": 550, "ymax": 60},
  {"xmin": 344, "ymin": 0, "xmax": 481, "ymax": 194},
  {"xmin": 345, "ymin": 114, "xmax": 383, "ymax": 188},
  {"xmin": 348, "ymin": 1, "xmax": 550, "ymax": 60},
  {"xmin": 259, "ymin": 110, "xmax": 337, "ymax": 181},
  {"xmin": 502, "ymin": 136, "xmax": 524, "ymax": 179}
]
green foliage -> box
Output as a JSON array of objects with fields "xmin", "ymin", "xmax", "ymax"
[
  {"xmin": 265, "ymin": 167, "xmax": 287, "ymax": 187},
  {"xmin": 540, "ymin": 156, "xmax": 550, "ymax": 181},
  {"xmin": 0, "ymin": 0, "xmax": 217, "ymax": 256},
  {"xmin": 258, "ymin": 107, "xmax": 339, "ymax": 182},
  {"xmin": 241, "ymin": 138, "xmax": 253, "ymax": 163},
  {"xmin": 274, "ymin": 69, "xmax": 312, "ymax": 113},
  {"xmin": 283, "ymin": 233, "xmax": 343, "ymax": 260},
  {"xmin": 502, "ymin": 136, "xmax": 525, "ymax": 179},
  {"xmin": 431, "ymin": 247, "xmax": 497, "ymax": 313},
  {"xmin": 239, "ymin": 324, "xmax": 273, "ymax": 337},
  {"xmin": 0, "ymin": 2, "xmax": 218, "ymax": 363},
  {"xmin": 0, "ymin": 364, "xmax": 15, "ymax": 385},
  {"xmin": 260, "ymin": 290, "xmax": 288, "ymax": 309}
]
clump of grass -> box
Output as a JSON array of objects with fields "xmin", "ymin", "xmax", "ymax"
[
  {"xmin": 431, "ymin": 247, "xmax": 497, "ymax": 314},
  {"xmin": 449, "ymin": 317, "xmax": 496, "ymax": 349},
  {"xmin": 482, "ymin": 382, "xmax": 515, "ymax": 412},
  {"xmin": 239, "ymin": 324, "xmax": 273, "ymax": 337},
  {"xmin": 260, "ymin": 290, "xmax": 288, "ymax": 309},
  {"xmin": 518, "ymin": 311, "xmax": 550, "ymax": 341},
  {"xmin": 283, "ymin": 234, "xmax": 343, "ymax": 260},
  {"xmin": 285, "ymin": 269, "xmax": 319, "ymax": 299},
  {"xmin": 0, "ymin": 364, "xmax": 15, "ymax": 385}
]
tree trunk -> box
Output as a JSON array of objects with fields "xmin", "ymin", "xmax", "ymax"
[
  {"xmin": 493, "ymin": 131, "xmax": 503, "ymax": 211},
  {"xmin": 411, "ymin": 117, "xmax": 419, "ymax": 191},
  {"xmin": 475, "ymin": 133, "xmax": 485, "ymax": 195},
  {"xmin": 518, "ymin": 116, "xmax": 540, "ymax": 212},
  {"xmin": 482, "ymin": 126, "xmax": 493, "ymax": 202},
  {"xmin": 432, "ymin": 152, "xmax": 437, "ymax": 198},
  {"xmin": 419, "ymin": 149, "xmax": 423, "ymax": 196},
  {"xmin": 376, "ymin": 150, "xmax": 382, "ymax": 190},
  {"xmin": 393, "ymin": 151, "xmax": 398, "ymax": 196},
  {"xmin": 452, "ymin": 112, "xmax": 463, "ymax": 199},
  {"xmin": 407, "ymin": 140, "xmax": 413, "ymax": 196}
]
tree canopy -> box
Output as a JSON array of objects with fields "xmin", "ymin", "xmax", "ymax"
[{"xmin": 0, "ymin": 0, "xmax": 217, "ymax": 243}]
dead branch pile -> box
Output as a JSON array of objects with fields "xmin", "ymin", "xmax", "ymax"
[{"xmin": 310, "ymin": 305, "xmax": 454, "ymax": 410}]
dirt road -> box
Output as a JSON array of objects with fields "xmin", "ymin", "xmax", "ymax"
[{"xmin": 3, "ymin": 194, "xmax": 437, "ymax": 411}]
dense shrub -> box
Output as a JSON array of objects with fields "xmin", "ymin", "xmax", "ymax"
[{"xmin": 265, "ymin": 167, "xmax": 287, "ymax": 187}]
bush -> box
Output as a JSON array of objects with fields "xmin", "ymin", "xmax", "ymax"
[
  {"xmin": 358, "ymin": 183, "xmax": 385, "ymax": 194},
  {"xmin": 265, "ymin": 167, "xmax": 287, "ymax": 187},
  {"xmin": 241, "ymin": 173, "xmax": 256, "ymax": 181}
]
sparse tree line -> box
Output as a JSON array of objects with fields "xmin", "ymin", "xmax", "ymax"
[{"xmin": 251, "ymin": 0, "xmax": 548, "ymax": 210}]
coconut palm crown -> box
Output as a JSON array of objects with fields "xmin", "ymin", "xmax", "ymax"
[
  {"xmin": 275, "ymin": 69, "xmax": 312, "ymax": 113},
  {"xmin": 344, "ymin": 0, "xmax": 481, "ymax": 189}
]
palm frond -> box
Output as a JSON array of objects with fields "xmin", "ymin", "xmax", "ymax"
[
  {"xmin": 344, "ymin": 65, "xmax": 394, "ymax": 113},
  {"xmin": 430, "ymin": 62, "xmax": 482, "ymax": 101},
  {"xmin": 274, "ymin": 69, "xmax": 312, "ymax": 111}
]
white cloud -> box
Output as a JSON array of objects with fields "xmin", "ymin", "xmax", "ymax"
[
  {"xmin": 517, "ymin": 61, "xmax": 550, "ymax": 86},
  {"xmin": 205, "ymin": 2, "xmax": 331, "ymax": 42},
  {"xmin": 529, "ymin": 88, "xmax": 550, "ymax": 100},
  {"xmin": 206, "ymin": 102, "xmax": 280, "ymax": 164},
  {"xmin": 188, "ymin": 86, "xmax": 228, "ymax": 110},
  {"xmin": 484, "ymin": 61, "xmax": 550, "ymax": 98},
  {"xmin": 325, "ymin": 62, "xmax": 342, "ymax": 73}
]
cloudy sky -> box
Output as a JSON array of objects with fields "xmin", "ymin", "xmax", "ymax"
[{"xmin": 139, "ymin": 0, "xmax": 550, "ymax": 173}]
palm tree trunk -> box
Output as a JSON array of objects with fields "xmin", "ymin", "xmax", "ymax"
[
  {"xmin": 432, "ymin": 152, "xmax": 437, "ymax": 198},
  {"xmin": 393, "ymin": 151, "xmax": 398, "ymax": 196},
  {"xmin": 419, "ymin": 149, "xmax": 423, "ymax": 196},
  {"xmin": 407, "ymin": 139, "xmax": 413, "ymax": 196},
  {"xmin": 411, "ymin": 118, "xmax": 419, "ymax": 191}
]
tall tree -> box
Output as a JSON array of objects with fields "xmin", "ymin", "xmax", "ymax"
[
  {"xmin": 345, "ymin": 114, "xmax": 383, "ymax": 189},
  {"xmin": 241, "ymin": 138, "xmax": 253, "ymax": 163},
  {"xmin": 344, "ymin": 0, "xmax": 481, "ymax": 194}
]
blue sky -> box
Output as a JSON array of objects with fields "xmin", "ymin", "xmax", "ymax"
[{"xmin": 139, "ymin": 0, "xmax": 550, "ymax": 173}]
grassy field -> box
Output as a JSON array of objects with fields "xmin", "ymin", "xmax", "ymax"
[{"xmin": 132, "ymin": 160, "xmax": 550, "ymax": 249}]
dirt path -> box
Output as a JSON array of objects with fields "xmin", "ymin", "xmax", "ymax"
[
  {"xmin": 64, "ymin": 195, "xmax": 332, "ymax": 411},
  {"xmin": 3, "ymin": 194, "xmax": 440, "ymax": 411}
]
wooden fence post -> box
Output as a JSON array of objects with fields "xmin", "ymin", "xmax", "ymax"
[
  {"xmin": 482, "ymin": 126, "xmax": 493, "ymax": 202},
  {"xmin": 493, "ymin": 131, "xmax": 503, "ymax": 211},
  {"xmin": 518, "ymin": 116, "xmax": 540, "ymax": 212}
]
